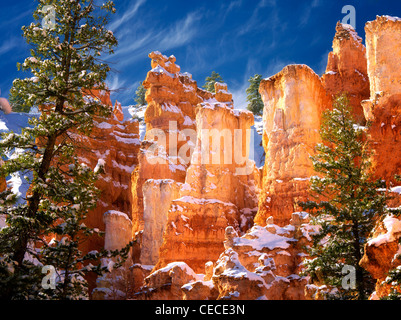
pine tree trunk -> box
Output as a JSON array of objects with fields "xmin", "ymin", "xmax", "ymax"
[{"xmin": 13, "ymin": 133, "xmax": 58, "ymax": 266}]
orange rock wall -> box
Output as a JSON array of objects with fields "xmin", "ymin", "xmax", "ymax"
[
  {"xmin": 155, "ymin": 95, "xmax": 259, "ymax": 273},
  {"xmin": 358, "ymin": 16, "xmax": 401, "ymax": 299},
  {"xmin": 74, "ymin": 89, "xmax": 140, "ymax": 255},
  {"xmin": 131, "ymin": 52, "xmax": 213, "ymax": 243},
  {"xmin": 362, "ymin": 16, "xmax": 401, "ymax": 184},
  {"xmin": 255, "ymin": 64, "xmax": 331, "ymax": 227},
  {"xmin": 321, "ymin": 22, "xmax": 370, "ymax": 124}
]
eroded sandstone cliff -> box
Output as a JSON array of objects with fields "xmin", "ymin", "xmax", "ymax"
[
  {"xmin": 72, "ymin": 88, "xmax": 140, "ymax": 257},
  {"xmin": 321, "ymin": 22, "xmax": 370, "ymax": 125},
  {"xmin": 358, "ymin": 16, "xmax": 401, "ymax": 299},
  {"xmin": 155, "ymin": 100, "xmax": 259, "ymax": 274},
  {"xmin": 254, "ymin": 64, "xmax": 331, "ymax": 227},
  {"xmin": 93, "ymin": 16, "xmax": 401, "ymax": 300}
]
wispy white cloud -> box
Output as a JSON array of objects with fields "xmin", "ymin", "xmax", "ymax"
[
  {"xmin": 221, "ymin": 0, "xmax": 243, "ymax": 19},
  {"xmin": 111, "ymin": 9, "xmax": 203, "ymax": 69},
  {"xmin": 317, "ymin": 50, "xmax": 330, "ymax": 75},
  {"xmin": 106, "ymin": 73, "xmax": 139, "ymax": 105},
  {"xmin": 298, "ymin": 0, "xmax": 322, "ymax": 27},
  {"xmin": 226, "ymin": 0, "xmax": 243, "ymax": 12},
  {"xmin": 109, "ymin": 0, "xmax": 147, "ymax": 31},
  {"xmin": 158, "ymin": 11, "xmax": 203, "ymax": 50},
  {"xmin": 0, "ymin": 38, "xmax": 20, "ymax": 55}
]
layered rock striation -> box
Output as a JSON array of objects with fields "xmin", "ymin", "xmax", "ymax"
[
  {"xmin": 154, "ymin": 90, "xmax": 259, "ymax": 273},
  {"xmin": 72, "ymin": 88, "xmax": 140, "ymax": 256},
  {"xmin": 130, "ymin": 52, "xmax": 213, "ymax": 252}
]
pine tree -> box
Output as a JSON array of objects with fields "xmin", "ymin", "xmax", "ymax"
[
  {"xmin": 0, "ymin": 0, "xmax": 132, "ymax": 300},
  {"xmin": 202, "ymin": 71, "xmax": 224, "ymax": 93},
  {"xmin": 8, "ymin": 92, "xmax": 31, "ymax": 113},
  {"xmin": 246, "ymin": 74, "xmax": 264, "ymax": 115},
  {"xmin": 134, "ymin": 81, "xmax": 146, "ymax": 106},
  {"xmin": 301, "ymin": 94, "xmax": 388, "ymax": 300},
  {"xmin": 382, "ymin": 262, "xmax": 401, "ymax": 300}
]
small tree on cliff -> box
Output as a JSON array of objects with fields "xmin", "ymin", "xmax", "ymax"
[
  {"xmin": 203, "ymin": 71, "xmax": 224, "ymax": 93},
  {"xmin": 134, "ymin": 81, "xmax": 146, "ymax": 107},
  {"xmin": 301, "ymin": 94, "xmax": 388, "ymax": 300},
  {"xmin": 0, "ymin": 0, "xmax": 132, "ymax": 299},
  {"xmin": 246, "ymin": 74, "xmax": 264, "ymax": 115}
]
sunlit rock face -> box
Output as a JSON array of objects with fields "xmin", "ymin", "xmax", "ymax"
[
  {"xmin": 130, "ymin": 51, "xmax": 212, "ymax": 245},
  {"xmin": 0, "ymin": 97, "xmax": 12, "ymax": 115},
  {"xmin": 72, "ymin": 89, "xmax": 140, "ymax": 257},
  {"xmin": 321, "ymin": 22, "xmax": 370, "ymax": 125},
  {"xmin": 255, "ymin": 64, "xmax": 331, "ymax": 227},
  {"xmin": 154, "ymin": 98, "xmax": 259, "ymax": 274},
  {"xmin": 139, "ymin": 179, "xmax": 182, "ymax": 266},
  {"xmin": 360, "ymin": 16, "xmax": 401, "ymax": 185},
  {"xmin": 358, "ymin": 16, "xmax": 401, "ymax": 299},
  {"xmin": 92, "ymin": 210, "xmax": 134, "ymax": 300},
  {"xmin": 364, "ymin": 16, "xmax": 401, "ymax": 100}
]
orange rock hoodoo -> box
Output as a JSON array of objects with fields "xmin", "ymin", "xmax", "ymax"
[
  {"xmin": 72, "ymin": 89, "xmax": 140, "ymax": 255},
  {"xmin": 155, "ymin": 101, "xmax": 259, "ymax": 273},
  {"xmin": 129, "ymin": 52, "xmax": 259, "ymax": 273},
  {"xmin": 321, "ymin": 22, "xmax": 370, "ymax": 125},
  {"xmin": 92, "ymin": 16, "xmax": 401, "ymax": 300},
  {"xmin": 254, "ymin": 64, "xmax": 331, "ymax": 227},
  {"xmin": 358, "ymin": 16, "xmax": 401, "ymax": 299},
  {"xmin": 130, "ymin": 51, "xmax": 218, "ymax": 265}
]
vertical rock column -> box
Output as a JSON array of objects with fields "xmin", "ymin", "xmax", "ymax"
[
  {"xmin": 361, "ymin": 16, "xmax": 401, "ymax": 183},
  {"xmin": 140, "ymin": 179, "xmax": 182, "ymax": 266},
  {"xmin": 359, "ymin": 16, "xmax": 401, "ymax": 299},
  {"xmin": 321, "ymin": 22, "xmax": 370, "ymax": 124},
  {"xmin": 255, "ymin": 64, "xmax": 331, "ymax": 226},
  {"xmin": 92, "ymin": 210, "xmax": 134, "ymax": 300},
  {"xmin": 130, "ymin": 52, "xmax": 212, "ymax": 244},
  {"xmin": 103, "ymin": 210, "xmax": 133, "ymax": 252},
  {"xmin": 155, "ymin": 86, "xmax": 259, "ymax": 273}
]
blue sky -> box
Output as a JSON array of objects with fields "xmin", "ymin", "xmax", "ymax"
[{"xmin": 1, "ymin": 0, "xmax": 401, "ymax": 109}]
